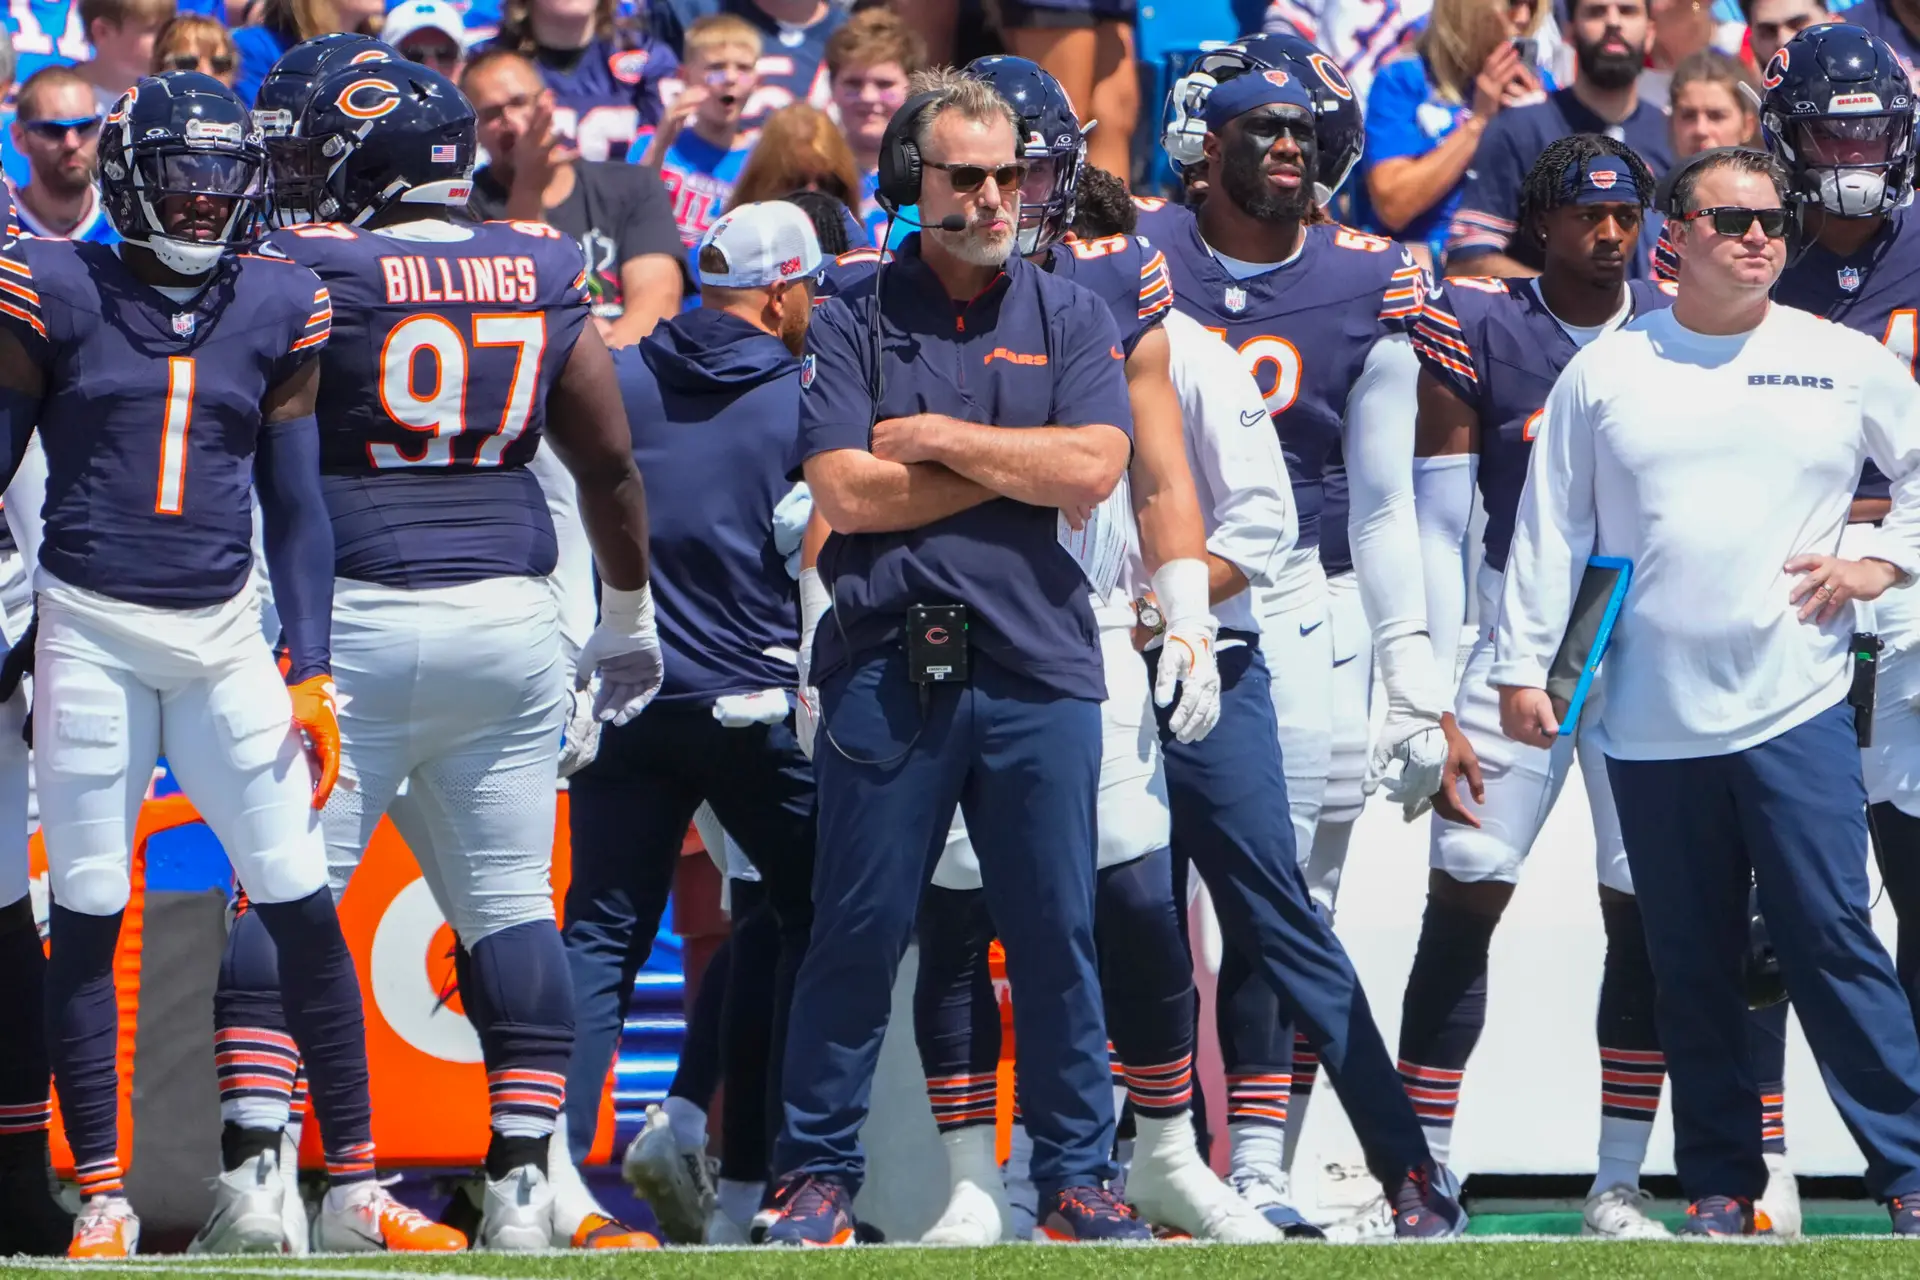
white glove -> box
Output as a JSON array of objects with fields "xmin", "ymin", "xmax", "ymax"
[
  {"xmin": 714, "ymin": 688, "xmax": 790, "ymax": 727},
  {"xmin": 1150, "ymin": 559, "xmax": 1222, "ymax": 744},
  {"xmin": 773, "ymin": 483, "xmax": 813, "ymax": 581},
  {"xmin": 796, "ymin": 567, "xmax": 830, "ymax": 760},
  {"xmin": 1368, "ymin": 632, "xmax": 1450, "ymax": 805},
  {"xmin": 558, "ymin": 681, "xmax": 603, "ymax": 779},
  {"xmin": 578, "ymin": 583, "xmax": 664, "ymax": 726}
]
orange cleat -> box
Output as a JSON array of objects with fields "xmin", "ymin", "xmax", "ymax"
[
  {"xmin": 69, "ymin": 1198, "xmax": 140, "ymax": 1259},
  {"xmin": 571, "ymin": 1213, "xmax": 662, "ymax": 1250},
  {"xmin": 314, "ymin": 1182, "xmax": 467, "ymax": 1252}
]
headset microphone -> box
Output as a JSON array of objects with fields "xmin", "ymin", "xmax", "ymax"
[{"xmin": 936, "ymin": 214, "xmax": 967, "ymax": 231}]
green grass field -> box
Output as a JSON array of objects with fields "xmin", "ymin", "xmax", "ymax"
[{"xmin": 6, "ymin": 1238, "xmax": 1920, "ymax": 1280}]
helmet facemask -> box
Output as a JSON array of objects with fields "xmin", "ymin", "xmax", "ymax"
[
  {"xmin": 1789, "ymin": 112, "xmax": 1912, "ymax": 217},
  {"xmin": 119, "ymin": 144, "xmax": 264, "ymax": 275},
  {"xmin": 1015, "ymin": 135, "xmax": 1086, "ymax": 255}
]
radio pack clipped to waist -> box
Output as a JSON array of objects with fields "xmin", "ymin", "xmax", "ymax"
[{"xmin": 907, "ymin": 603, "xmax": 969, "ymax": 684}]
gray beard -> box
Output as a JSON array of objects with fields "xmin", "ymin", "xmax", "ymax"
[{"xmin": 932, "ymin": 225, "xmax": 1015, "ymax": 266}]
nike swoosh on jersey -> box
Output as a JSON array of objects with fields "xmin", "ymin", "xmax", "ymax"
[
  {"xmin": 1299, "ymin": 620, "xmax": 1324, "ymax": 637},
  {"xmin": 1331, "ymin": 653, "xmax": 1357, "ymax": 667},
  {"xmin": 1241, "ymin": 409, "xmax": 1269, "ymax": 427}
]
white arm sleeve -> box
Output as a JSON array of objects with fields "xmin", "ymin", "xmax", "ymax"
[
  {"xmin": 1858, "ymin": 340, "xmax": 1920, "ymax": 582},
  {"xmin": 1490, "ymin": 353, "xmax": 1597, "ymax": 689},
  {"xmin": 530, "ymin": 439, "xmax": 598, "ymax": 679},
  {"xmin": 1345, "ymin": 332, "xmax": 1447, "ymax": 717},
  {"xmin": 1166, "ymin": 312, "xmax": 1296, "ymax": 589},
  {"xmin": 1414, "ymin": 452, "xmax": 1475, "ymax": 678}
]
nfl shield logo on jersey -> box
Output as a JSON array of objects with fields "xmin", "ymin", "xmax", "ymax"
[
  {"xmin": 1224, "ymin": 286, "xmax": 1248, "ymax": 313},
  {"xmin": 1838, "ymin": 266, "xmax": 1862, "ymax": 293},
  {"xmin": 172, "ymin": 311, "xmax": 196, "ymax": 337},
  {"xmin": 800, "ymin": 354, "xmax": 816, "ymax": 389}
]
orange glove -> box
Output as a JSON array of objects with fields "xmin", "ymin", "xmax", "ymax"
[{"xmin": 288, "ymin": 674, "xmax": 340, "ymax": 810}]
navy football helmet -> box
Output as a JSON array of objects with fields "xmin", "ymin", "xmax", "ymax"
[
  {"xmin": 962, "ymin": 55, "xmax": 1087, "ymax": 254},
  {"xmin": 1164, "ymin": 32, "xmax": 1362, "ymax": 205},
  {"xmin": 1761, "ymin": 23, "xmax": 1916, "ymax": 218},
  {"xmin": 99, "ymin": 72, "xmax": 266, "ymax": 276},
  {"xmin": 295, "ymin": 60, "xmax": 476, "ymax": 227},
  {"xmin": 254, "ymin": 32, "xmax": 397, "ymax": 226}
]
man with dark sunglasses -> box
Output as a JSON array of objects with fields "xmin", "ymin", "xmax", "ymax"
[
  {"xmin": 1494, "ymin": 144, "xmax": 1920, "ymax": 1238},
  {"xmin": 764, "ymin": 66, "xmax": 1144, "ymax": 1246},
  {"xmin": 8, "ymin": 66, "xmax": 113, "ymax": 243}
]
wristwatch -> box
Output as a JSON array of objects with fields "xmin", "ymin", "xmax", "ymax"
[{"xmin": 1134, "ymin": 597, "xmax": 1165, "ymax": 634}]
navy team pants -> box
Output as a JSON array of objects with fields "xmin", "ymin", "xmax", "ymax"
[
  {"xmin": 562, "ymin": 704, "xmax": 817, "ymax": 1163},
  {"xmin": 1609, "ymin": 700, "xmax": 1920, "ymax": 1203},
  {"xmin": 774, "ymin": 646, "xmax": 1114, "ymax": 1197},
  {"xmin": 1147, "ymin": 639, "xmax": 1431, "ymax": 1186}
]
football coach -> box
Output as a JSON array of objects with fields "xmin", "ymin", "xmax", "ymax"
[
  {"xmin": 1493, "ymin": 146, "xmax": 1920, "ymax": 1236},
  {"xmin": 763, "ymin": 67, "xmax": 1144, "ymax": 1246}
]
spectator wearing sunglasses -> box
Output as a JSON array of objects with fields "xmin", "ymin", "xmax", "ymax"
[
  {"xmin": 78, "ymin": 0, "xmax": 175, "ymax": 114},
  {"xmin": 384, "ymin": 0, "xmax": 469, "ymax": 76},
  {"xmin": 149, "ymin": 13, "xmax": 238, "ymax": 85},
  {"xmin": 727, "ymin": 104, "xmax": 865, "ymax": 247},
  {"xmin": 8, "ymin": 65, "xmax": 114, "ymax": 242}
]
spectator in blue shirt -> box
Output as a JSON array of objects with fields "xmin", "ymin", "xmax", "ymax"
[
  {"xmin": 9, "ymin": 65, "xmax": 116, "ymax": 242},
  {"xmin": 825, "ymin": 8, "xmax": 922, "ymax": 248},
  {"xmin": 233, "ymin": 0, "xmax": 384, "ymax": 104},
  {"xmin": 1355, "ymin": 0, "xmax": 1550, "ymax": 265}
]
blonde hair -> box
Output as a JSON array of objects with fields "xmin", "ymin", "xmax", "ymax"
[
  {"xmin": 493, "ymin": 0, "xmax": 617, "ymax": 54},
  {"xmin": 684, "ymin": 12, "xmax": 761, "ymax": 64},
  {"xmin": 1420, "ymin": 0, "xmax": 1542, "ymax": 105},
  {"xmin": 258, "ymin": 0, "xmax": 373, "ymax": 40},
  {"xmin": 825, "ymin": 9, "xmax": 926, "ymax": 81},
  {"xmin": 150, "ymin": 14, "xmax": 237, "ymax": 74},
  {"xmin": 727, "ymin": 104, "xmax": 862, "ymax": 214},
  {"xmin": 905, "ymin": 65, "xmax": 1020, "ymax": 154}
]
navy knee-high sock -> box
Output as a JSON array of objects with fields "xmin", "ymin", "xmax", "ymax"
[
  {"xmin": 251, "ymin": 889, "xmax": 374, "ymax": 1187},
  {"xmin": 1749, "ymin": 999, "xmax": 1789, "ymax": 1156},
  {"xmin": 913, "ymin": 887, "xmax": 1000, "ymax": 1135},
  {"xmin": 212, "ymin": 903, "xmax": 300, "ymax": 1168},
  {"xmin": 0, "ymin": 895, "xmax": 51, "ymax": 1155},
  {"xmin": 45, "ymin": 904, "xmax": 124, "ymax": 1199},
  {"xmin": 1097, "ymin": 850, "xmax": 1196, "ymax": 1119},
  {"xmin": 671, "ymin": 933, "xmax": 731, "ymax": 1110},
  {"xmin": 1395, "ymin": 897, "xmax": 1501, "ymax": 1166},
  {"xmin": 720, "ymin": 884, "xmax": 778, "ymax": 1183},
  {"xmin": 468, "ymin": 920, "xmax": 575, "ymax": 1178}
]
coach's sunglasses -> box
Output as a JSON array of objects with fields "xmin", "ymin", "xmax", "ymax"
[
  {"xmin": 166, "ymin": 50, "xmax": 237, "ymax": 74},
  {"xmin": 925, "ymin": 160, "xmax": 1029, "ymax": 194},
  {"xmin": 1685, "ymin": 205, "xmax": 1789, "ymax": 239},
  {"xmin": 20, "ymin": 115, "xmax": 101, "ymax": 141}
]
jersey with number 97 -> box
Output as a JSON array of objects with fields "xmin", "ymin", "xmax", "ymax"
[
  {"xmin": 1134, "ymin": 198, "xmax": 1424, "ymax": 560},
  {"xmin": 1773, "ymin": 202, "xmax": 1920, "ymax": 504},
  {"xmin": 265, "ymin": 219, "xmax": 592, "ymax": 589},
  {"xmin": 0, "ymin": 237, "xmax": 328, "ymax": 608}
]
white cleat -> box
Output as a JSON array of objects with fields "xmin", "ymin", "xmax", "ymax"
[
  {"xmin": 278, "ymin": 1134, "xmax": 309, "ymax": 1255},
  {"xmin": 1130, "ymin": 1155, "xmax": 1281, "ymax": 1243},
  {"xmin": 1582, "ymin": 1184, "xmax": 1671, "ymax": 1239},
  {"xmin": 922, "ymin": 1127, "xmax": 1010, "ymax": 1245},
  {"xmin": 704, "ymin": 1206, "xmax": 749, "ymax": 1245},
  {"xmin": 1322, "ymin": 1194, "xmax": 1396, "ymax": 1243},
  {"xmin": 313, "ymin": 1181, "xmax": 467, "ymax": 1253},
  {"xmin": 479, "ymin": 1163, "xmax": 556, "ymax": 1252},
  {"xmin": 1130, "ymin": 1116, "xmax": 1281, "ymax": 1243},
  {"xmin": 189, "ymin": 1151, "xmax": 287, "ymax": 1254},
  {"xmin": 68, "ymin": 1196, "xmax": 140, "ymax": 1260},
  {"xmin": 1759, "ymin": 1151, "xmax": 1802, "ymax": 1240},
  {"xmin": 621, "ymin": 1104, "xmax": 713, "ymax": 1244},
  {"xmin": 1226, "ymin": 1164, "xmax": 1323, "ymax": 1237}
]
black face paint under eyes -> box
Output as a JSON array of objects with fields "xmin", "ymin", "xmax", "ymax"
[{"xmin": 1220, "ymin": 117, "xmax": 1319, "ymax": 225}]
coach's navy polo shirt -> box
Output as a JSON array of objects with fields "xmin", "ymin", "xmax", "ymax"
[{"xmin": 793, "ymin": 233, "xmax": 1133, "ymax": 702}]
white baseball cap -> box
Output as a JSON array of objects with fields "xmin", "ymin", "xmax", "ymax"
[
  {"xmin": 383, "ymin": 0, "xmax": 469, "ymax": 52},
  {"xmin": 697, "ymin": 201, "xmax": 823, "ymax": 289}
]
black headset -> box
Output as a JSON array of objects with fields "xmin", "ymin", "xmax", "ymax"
[
  {"xmin": 875, "ymin": 91, "xmax": 947, "ymax": 213},
  {"xmin": 1653, "ymin": 145, "xmax": 1769, "ymax": 218}
]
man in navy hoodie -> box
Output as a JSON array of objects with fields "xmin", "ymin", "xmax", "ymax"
[{"xmin": 560, "ymin": 201, "xmax": 822, "ymax": 1223}]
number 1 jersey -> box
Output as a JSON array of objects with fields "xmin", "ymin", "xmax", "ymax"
[{"xmin": 265, "ymin": 220, "xmax": 592, "ymax": 589}]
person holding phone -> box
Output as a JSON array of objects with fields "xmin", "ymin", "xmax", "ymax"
[{"xmin": 1353, "ymin": 0, "xmax": 1552, "ymax": 266}]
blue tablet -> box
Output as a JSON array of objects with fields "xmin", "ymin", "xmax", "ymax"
[{"xmin": 1546, "ymin": 556, "xmax": 1633, "ymax": 738}]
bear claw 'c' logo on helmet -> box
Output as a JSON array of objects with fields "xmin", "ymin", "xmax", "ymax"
[{"xmin": 337, "ymin": 78, "xmax": 403, "ymax": 119}]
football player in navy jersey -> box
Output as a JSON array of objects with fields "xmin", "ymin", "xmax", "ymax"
[
  {"xmin": 218, "ymin": 59, "xmax": 662, "ymax": 1254},
  {"xmin": 1143, "ymin": 37, "xmax": 1455, "ymax": 1230},
  {"xmin": 1766, "ymin": 21, "xmax": 1920, "ymax": 1164},
  {"xmin": 249, "ymin": 32, "xmax": 396, "ymax": 229},
  {"xmin": 0, "ymin": 71, "xmax": 465, "ymax": 1259},
  {"xmin": 1405, "ymin": 135, "xmax": 1686, "ymax": 1240}
]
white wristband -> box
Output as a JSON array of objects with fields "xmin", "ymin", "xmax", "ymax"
[
  {"xmin": 1151, "ymin": 558, "xmax": 1214, "ymax": 632},
  {"xmin": 799, "ymin": 567, "xmax": 830, "ymax": 645},
  {"xmin": 599, "ymin": 581, "xmax": 654, "ymax": 633}
]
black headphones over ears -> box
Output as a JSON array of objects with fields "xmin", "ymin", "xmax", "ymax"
[{"xmin": 875, "ymin": 91, "xmax": 947, "ymax": 213}]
